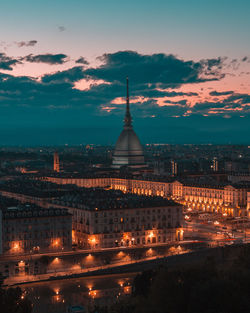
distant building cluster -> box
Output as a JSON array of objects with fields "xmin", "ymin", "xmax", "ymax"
[
  {"xmin": 0, "ymin": 79, "xmax": 249, "ymax": 284},
  {"xmin": 0, "ymin": 180, "xmax": 184, "ymax": 255}
]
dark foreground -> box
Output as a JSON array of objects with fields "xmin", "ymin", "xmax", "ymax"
[
  {"xmin": 1, "ymin": 243, "xmax": 250, "ymax": 313},
  {"xmin": 103, "ymin": 243, "xmax": 250, "ymax": 313}
]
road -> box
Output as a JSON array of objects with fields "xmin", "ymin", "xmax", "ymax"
[
  {"xmin": 0, "ymin": 240, "xmax": 200, "ymax": 262},
  {"xmin": 184, "ymin": 219, "xmax": 250, "ymax": 243}
]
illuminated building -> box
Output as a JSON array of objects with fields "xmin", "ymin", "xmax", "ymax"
[
  {"xmin": 212, "ymin": 157, "xmax": 218, "ymax": 172},
  {"xmin": 54, "ymin": 151, "xmax": 60, "ymax": 172},
  {"xmin": 112, "ymin": 78, "xmax": 146, "ymax": 168},
  {"xmin": 1, "ymin": 206, "xmax": 72, "ymax": 254},
  {"xmin": 52, "ymin": 188, "xmax": 183, "ymax": 248},
  {"xmin": 173, "ymin": 180, "xmax": 250, "ymax": 217},
  {"xmin": 171, "ymin": 160, "xmax": 178, "ymax": 176},
  {"xmin": 44, "ymin": 176, "xmax": 250, "ymax": 217},
  {"xmin": 247, "ymin": 191, "xmax": 250, "ymax": 218}
]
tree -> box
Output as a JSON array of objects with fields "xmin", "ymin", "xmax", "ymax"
[{"xmin": 0, "ymin": 273, "xmax": 33, "ymax": 313}]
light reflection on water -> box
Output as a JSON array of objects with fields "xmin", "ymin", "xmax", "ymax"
[{"xmin": 20, "ymin": 273, "xmax": 136, "ymax": 313}]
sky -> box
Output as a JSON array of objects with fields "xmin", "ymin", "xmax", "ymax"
[{"xmin": 0, "ymin": 0, "xmax": 250, "ymax": 145}]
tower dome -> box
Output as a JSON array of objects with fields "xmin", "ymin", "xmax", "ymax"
[{"xmin": 112, "ymin": 78, "xmax": 145, "ymax": 168}]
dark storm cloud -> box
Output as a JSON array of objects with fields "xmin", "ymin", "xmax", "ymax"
[
  {"xmin": 0, "ymin": 69, "xmax": 122, "ymax": 113},
  {"xmin": 0, "ymin": 53, "xmax": 21, "ymax": 70},
  {"xmin": 0, "ymin": 50, "xmax": 249, "ymax": 123},
  {"xmin": 225, "ymin": 93, "xmax": 250, "ymax": 105},
  {"xmin": 24, "ymin": 53, "xmax": 68, "ymax": 64},
  {"xmin": 75, "ymin": 57, "xmax": 89, "ymax": 65},
  {"xmin": 0, "ymin": 71, "xmax": 85, "ymax": 109},
  {"xmin": 129, "ymin": 99, "xmax": 188, "ymax": 118},
  {"xmin": 134, "ymin": 88, "xmax": 199, "ymax": 98},
  {"xmin": 209, "ymin": 90, "xmax": 234, "ymax": 96},
  {"xmin": 86, "ymin": 51, "xmax": 225, "ymax": 88},
  {"xmin": 16, "ymin": 40, "xmax": 37, "ymax": 47},
  {"xmin": 41, "ymin": 66, "xmax": 85, "ymax": 83},
  {"xmin": 164, "ymin": 99, "xmax": 188, "ymax": 106},
  {"xmin": 192, "ymin": 92, "xmax": 250, "ymax": 117}
]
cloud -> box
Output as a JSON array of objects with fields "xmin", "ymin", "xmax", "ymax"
[
  {"xmin": 58, "ymin": 26, "xmax": 66, "ymax": 32},
  {"xmin": 80, "ymin": 50, "xmax": 226, "ymax": 109},
  {"xmin": 0, "ymin": 50, "xmax": 249, "ymax": 125},
  {"xmin": 24, "ymin": 53, "xmax": 68, "ymax": 65},
  {"xmin": 209, "ymin": 90, "xmax": 234, "ymax": 96},
  {"xmin": 225, "ymin": 93, "xmax": 250, "ymax": 105},
  {"xmin": 16, "ymin": 40, "xmax": 37, "ymax": 48},
  {"xmin": 75, "ymin": 57, "xmax": 89, "ymax": 65},
  {"xmin": 0, "ymin": 52, "xmax": 21, "ymax": 70},
  {"xmin": 42, "ymin": 66, "xmax": 85, "ymax": 83},
  {"xmin": 86, "ymin": 51, "xmax": 225, "ymax": 88},
  {"xmin": 192, "ymin": 92, "xmax": 250, "ymax": 117}
]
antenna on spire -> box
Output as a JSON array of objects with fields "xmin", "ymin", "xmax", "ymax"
[
  {"xmin": 126, "ymin": 76, "xmax": 129, "ymax": 106},
  {"xmin": 124, "ymin": 77, "xmax": 132, "ymax": 127}
]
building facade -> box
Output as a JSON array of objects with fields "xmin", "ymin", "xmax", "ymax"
[
  {"xmin": 68, "ymin": 202, "xmax": 183, "ymax": 249},
  {"xmin": 43, "ymin": 176, "xmax": 250, "ymax": 217},
  {"xmin": 1, "ymin": 206, "xmax": 72, "ymax": 255}
]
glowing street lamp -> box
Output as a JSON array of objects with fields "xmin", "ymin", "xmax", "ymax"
[{"xmin": 88, "ymin": 236, "xmax": 97, "ymax": 249}]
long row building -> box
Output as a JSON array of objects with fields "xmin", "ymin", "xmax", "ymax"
[{"xmin": 43, "ymin": 176, "xmax": 250, "ymax": 218}]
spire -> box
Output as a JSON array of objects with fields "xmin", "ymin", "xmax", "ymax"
[{"xmin": 124, "ymin": 77, "xmax": 132, "ymax": 128}]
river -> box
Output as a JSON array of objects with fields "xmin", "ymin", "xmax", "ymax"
[{"xmin": 19, "ymin": 272, "xmax": 137, "ymax": 313}]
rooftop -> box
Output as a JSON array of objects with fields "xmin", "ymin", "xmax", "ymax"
[
  {"xmin": 52, "ymin": 187, "xmax": 180, "ymax": 211},
  {"xmin": 2, "ymin": 204, "xmax": 71, "ymax": 219},
  {"xmin": 0, "ymin": 178, "xmax": 78, "ymax": 198}
]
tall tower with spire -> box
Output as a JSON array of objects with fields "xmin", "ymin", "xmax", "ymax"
[
  {"xmin": 112, "ymin": 78, "xmax": 145, "ymax": 169},
  {"xmin": 124, "ymin": 77, "xmax": 132, "ymax": 127}
]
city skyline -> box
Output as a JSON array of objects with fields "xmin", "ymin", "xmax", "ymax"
[
  {"xmin": 1, "ymin": 3, "xmax": 250, "ymax": 312},
  {"xmin": 0, "ymin": 0, "xmax": 250, "ymax": 145}
]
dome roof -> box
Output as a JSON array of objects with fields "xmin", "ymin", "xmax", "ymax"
[{"xmin": 113, "ymin": 128, "xmax": 144, "ymax": 157}]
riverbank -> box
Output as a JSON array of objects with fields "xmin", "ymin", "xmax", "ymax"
[{"xmin": 6, "ymin": 242, "xmax": 248, "ymax": 287}]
